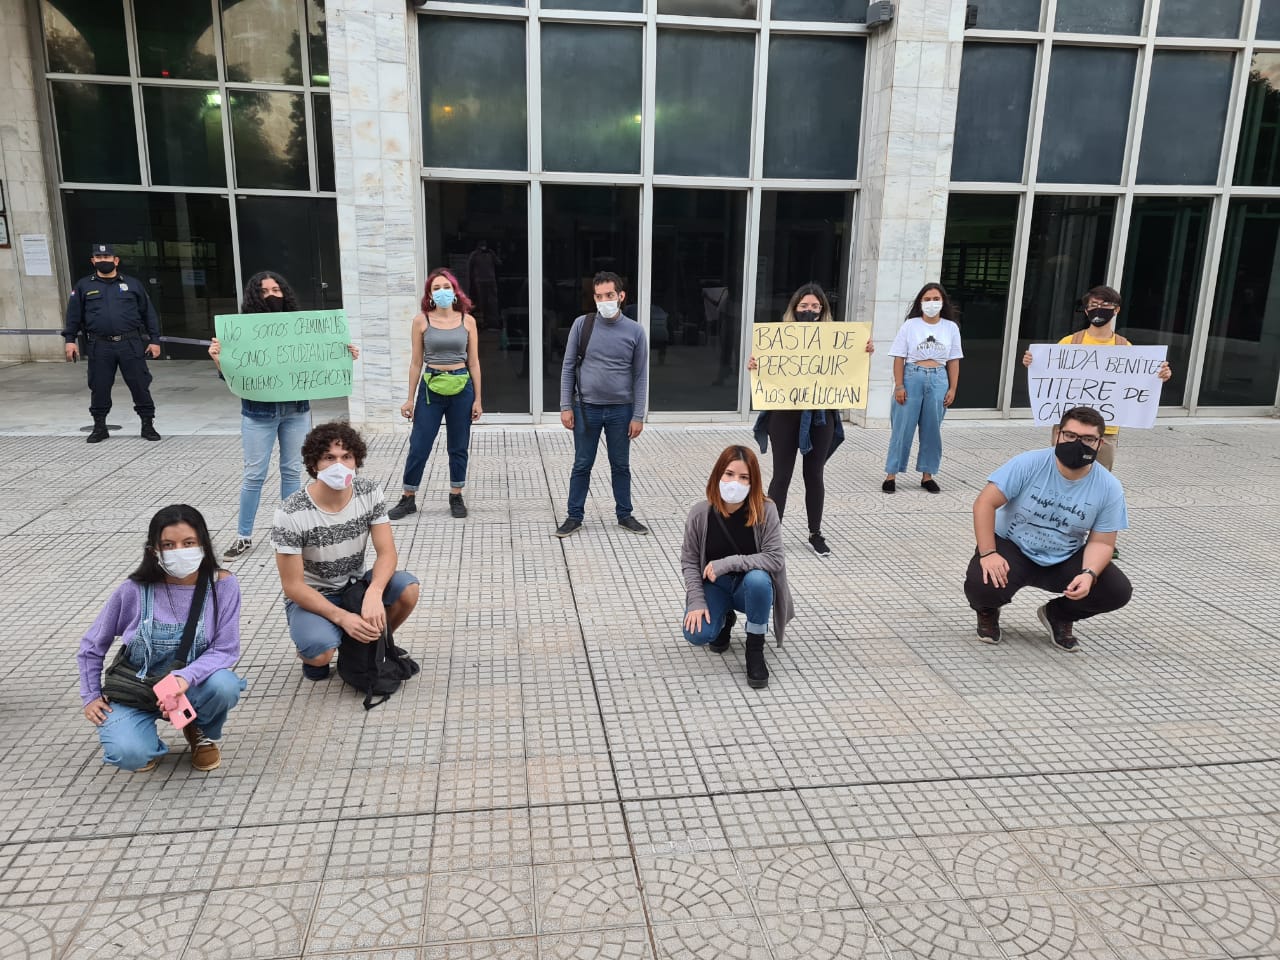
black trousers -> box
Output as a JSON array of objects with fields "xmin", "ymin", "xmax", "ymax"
[
  {"xmin": 963, "ymin": 535, "xmax": 1132, "ymax": 623},
  {"xmin": 766, "ymin": 410, "xmax": 835, "ymax": 535},
  {"xmin": 88, "ymin": 338, "xmax": 155, "ymax": 419}
]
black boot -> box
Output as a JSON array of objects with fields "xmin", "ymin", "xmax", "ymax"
[
  {"xmin": 709, "ymin": 611, "xmax": 735, "ymax": 653},
  {"xmin": 87, "ymin": 418, "xmax": 109, "ymax": 443},
  {"xmin": 745, "ymin": 632, "xmax": 769, "ymax": 689},
  {"xmin": 141, "ymin": 418, "xmax": 161, "ymax": 441}
]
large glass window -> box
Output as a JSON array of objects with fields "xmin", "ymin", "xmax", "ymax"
[
  {"xmin": 420, "ymin": 17, "xmax": 527, "ymax": 171},
  {"xmin": 1054, "ymin": 0, "xmax": 1142, "ymax": 35},
  {"xmin": 1012, "ymin": 195, "xmax": 1115, "ymax": 407},
  {"xmin": 1202, "ymin": 199, "xmax": 1280, "ymax": 406},
  {"xmin": 763, "ymin": 36, "xmax": 864, "ymax": 180},
  {"xmin": 541, "ymin": 25, "xmax": 642, "ymax": 174},
  {"xmin": 650, "ymin": 189, "xmax": 747, "ymax": 412},
  {"xmin": 1038, "ymin": 46, "xmax": 1136, "ymax": 185},
  {"xmin": 755, "ymin": 191, "xmax": 853, "ymax": 324},
  {"xmin": 1235, "ymin": 54, "xmax": 1280, "ymax": 187},
  {"xmin": 658, "ymin": 0, "xmax": 757, "ymax": 17},
  {"xmin": 134, "ymin": 0, "xmax": 218, "ymax": 80},
  {"xmin": 229, "ymin": 90, "xmax": 308, "ymax": 190},
  {"xmin": 42, "ymin": 0, "xmax": 130, "ymax": 75},
  {"xmin": 968, "ymin": 0, "xmax": 1040, "ymax": 30},
  {"xmin": 952, "ymin": 42, "xmax": 1037, "ymax": 183},
  {"xmin": 772, "ymin": 0, "xmax": 866, "ymax": 23},
  {"xmin": 221, "ymin": 0, "xmax": 303, "ymax": 84},
  {"xmin": 1120, "ymin": 197, "xmax": 1209, "ymax": 407},
  {"xmin": 941, "ymin": 193, "xmax": 1018, "ymax": 408},
  {"xmin": 1137, "ymin": 51, "xmax": 1233, "ymax": 185},
  {"xmin": 545, "ymin": 0, "xmax": 639, "ymax": 12},
  {"xmin": 1157, "ymin": 0, "xmax": 1244, "ymax": 39},
  {"xmin": 541, "ymin": 186, "xmax": 640, "ymax": 412},
  {"xmin": 307, "ymin": 0, "xmax": 329, "ymax": 84},
  {"xmin": 237, "ymin": 197, "xmax": 342, "ymax": 310},
  {"xmin": 1260, "ymin": 1, "xmax": 1280, "ymax": 41},
  {"xmin": 143, "ymin": 87, "xmax": 227, "ymax": 187},
  {"xmin": 425, "ymin": 183, "xmax": 530, "ymax": 415},
  {"xmin": 52, "ymin": 82, "xmax": 141, "ymax": 183},
  {"xmin": 314, "ymin": 94, "xmax": 334, "ymax": 191},
  {"xmin": 655, "ymin": 31, "xmax": 754, "ymax": 177}
]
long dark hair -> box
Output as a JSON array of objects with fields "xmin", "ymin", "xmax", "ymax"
[
  {"xmin": 782, "ymin": 283, "xmax": 835, "ymax": 323},
  {"xmin": 129, "ymin": 504, "xmax": 223, "ymax": 623},
  {"xmin": 905, "ymin": 281, "xmax": 957, "ymax": 322},
  {"xmin": 241, "ymin": 271, "xmax": 299, "ymax": 313}
]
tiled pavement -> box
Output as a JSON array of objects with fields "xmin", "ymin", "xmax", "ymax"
[{"xmin": 2, "ymin": 418, "xmax": 1280, "ymax": 959}]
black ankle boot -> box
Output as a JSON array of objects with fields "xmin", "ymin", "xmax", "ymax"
[
  {"xmin": 709, "ymin": 611, "xmax": 735, "ymax": 653},
  {"xmin": 745, "ymin": 632, "xmax": 769, "ymax": 689},
  {"xmin": 140, "ymin": 418, "xmax": 161, "ymax": 441},
  {"xmin": 87, "ymin": 418, "xmax": 109, "ymax": 443}
]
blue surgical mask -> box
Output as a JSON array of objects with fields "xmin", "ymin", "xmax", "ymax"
[{"xmin": 431, "ymin": 289, "xmax": 456, "ymax": 310}]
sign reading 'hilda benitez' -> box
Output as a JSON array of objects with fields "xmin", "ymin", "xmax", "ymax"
[
  {"xmin": 1027, "ymin": 343, "xmax": 1168, "ymax": 429},
  {"xmin": 750, "ymin": 322, "xmax": 872, "ymax": 410},
  {"xmin": 214, "ymin": 310, "xmax": 353, "ymax": 401}
]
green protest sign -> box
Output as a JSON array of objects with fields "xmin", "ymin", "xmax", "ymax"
[{"xmin": 214, "ymin": 310, "xmax": 353, "ymax": 401}]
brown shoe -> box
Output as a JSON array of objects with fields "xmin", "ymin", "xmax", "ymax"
[
  {"xmin": 133, "ymin": 758, "xmax": 158, "ymax": 773},
  {"xmin": 184, "ymin": 724, "xmax": 221, "ymax": 771}
]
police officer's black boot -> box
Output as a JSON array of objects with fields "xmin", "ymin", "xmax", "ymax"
[
  {"xmin": 87, "ymin": 417, "xmax": 109, "ymax": 443},
  {"xmin": 140, "ymin": 418, "xmax": 161, "ymax": 441}
]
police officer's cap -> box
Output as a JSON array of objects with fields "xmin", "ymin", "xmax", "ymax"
[{"xmin": 91, "ymin": 242, "xmax": 116, "ymax": 257}]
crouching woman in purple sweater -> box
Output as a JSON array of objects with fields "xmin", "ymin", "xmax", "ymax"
[{"xmin": 77, "ymin": 504, "xmax": 245, "ymax": 773}]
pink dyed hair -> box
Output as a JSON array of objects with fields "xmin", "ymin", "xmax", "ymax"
[{"xmin": 421, "ymin": 267, "xmax": 474, "ymax": 315}]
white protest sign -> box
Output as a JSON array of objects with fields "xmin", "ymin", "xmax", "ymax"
[{"xmin": 1027, "ymin": 343, "xmax": 1168, "ymax": 429}]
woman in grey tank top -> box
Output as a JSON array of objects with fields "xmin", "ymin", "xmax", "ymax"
[{"xmin": 388, "ymin": 267, "xmax": 484, "ymax": 520}]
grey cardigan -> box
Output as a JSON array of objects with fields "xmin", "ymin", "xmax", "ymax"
[{"xmin": 681, "ymin": 499, "xmax": 795, "ymax": 646}]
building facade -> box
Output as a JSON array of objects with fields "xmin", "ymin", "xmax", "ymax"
[{"xmin": 3, "ymin": 0, "xmax": 1279, "ymax": 424}]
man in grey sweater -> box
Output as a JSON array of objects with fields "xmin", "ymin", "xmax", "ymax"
[{"xmin": 556, "ymin": 272, "xmax": 650, "ymax": 537}]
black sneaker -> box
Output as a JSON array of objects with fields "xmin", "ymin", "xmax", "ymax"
[
  {"xmin": 302, "ymin": 662, "xmax": 331, "ymax": 681},
  {"xmin": 387, "ymin": 495, "xmax": 417, "ymax": 520},
  {"xmin": 1038, "ymin": 603, "xmax": 1078, "ymax": 652},
  {"xmin": 141, "ymin": 419, "xmax": 161, "ymax": 441},
  {"xmin": 975, "ymin": 608, "xmax": 1002, "ymax": 644},
  {"xmin": 223, "ymin": 536, "xmax": 253, "ymax": 559},
  {"xmin": 709, "ymin": 611, "xmax": 736, "ymax": 653},
  {"xmin": 449, "ymin": 493, "xmax": 467, "ymax": 518},
  {"xmin": 808, "ymin": 533, "xmax": 831, "ymax": 557},
  {"xmin": 618, "ymin": 516, "xmax": 650, "ymax": 535},
  {"xmin": 555, "ymin": 518, "xmax": 582, "ymax": 538}
]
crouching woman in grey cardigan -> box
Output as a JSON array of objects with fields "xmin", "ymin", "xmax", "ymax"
[{"xmin": 682, "ymin": 444, "xmax": 795, "ymax": 689}]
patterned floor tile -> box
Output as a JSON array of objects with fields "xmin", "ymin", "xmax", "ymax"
[
  {"xmin": 865, "ymin": 899, "xmax": 1005, "ymax": 958},
  {"xmin": 423, "ymin": 867, "xmax": 535, "ymax": 944},
  {"xmin": 637, "ymin": 853, "xmax": 754, "ymax": 923},
  {"xmin": 734, "ymin": 844, "xmax": 859, "ymax": 915},
  {"xmin": 1067, "ymin": 887, "xmax": 1225, "ymax": 960},
  {"xmin": 1162, "ymin": 879, "xmax": 1280, "ymax": 956},
  {"xmin": 830, "ymin": 837, "xmax": 959, "ymax": 906},
  {"xmin": 968, "ymin": 894, "xmax": 1118, "ymax": 960},
  {"xmin": 533, "ymin": 859, "xmax": 646, "ymax": 933},
  {"xmin": 307, "ymin": 874, "xmax": 428, "ymax": 952},
  {"xmin": 537, "ymin": 926, "xmax": 654, "ymax": 959},
  {"xmin": 651, "ymin": 918, "xmax": 770, "ymax": 960},
  {"xmin": 760, "ymin": 909, "xmax": 890, "ymax": 960}
]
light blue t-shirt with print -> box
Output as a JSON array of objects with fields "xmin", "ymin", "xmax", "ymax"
[{"xmin": 989, "ymin": 448, "xmax": 1128, "ymax": 566}]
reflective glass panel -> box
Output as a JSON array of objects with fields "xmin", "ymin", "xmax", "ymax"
[
  {"xmin": 134, "ymin": 0, "xmax": 218, "ymax": 79},
  {"xmin": 658, "ymin": 0, "xmax": 756, "ymax": 18},
  {"xmin": 61, "ymin": 189, "xmax": 237, "ymax": 351},
  {"xmin": 52, "ymin": 82, "xmax": 140, "ymax": 183},
  {"xmin": 763, "ymin": 36, "xmax": 865, "ymax": 180},
  {"xmin": 307, "ymin": 0, "xmax": 328, "ymax": 84},
  {"xmin": 1038, "ymin": 46, "xmax": 1136, "ymax": 185},
  {"xmin": 1119, "ymin": 197, "xmax": 1209, "ymax": 407},
  {"xmin": 420, "ymin": 17, "xmax": 527, "ymax": 171},
  {"xmin": 541, "ymin": 25, "xmax": 642, "ymax": 174},
  {"xmin": 650, "ymin": 189, "xmax": 747, "ymax": 411},
  {"xmin": 1137, "ymin": 51, "xmax": 1233, "ymax": 185},
  {"xmin": 545, "ymin": 0, "xmax": 639, "ymax": 11},
  {"xmin": 940, "ymin": 193, "xmax": 1018, "ymax": 408},
  {"xmin": 314, "ymin": 94, "xmax": 334, "ymax": 191},
  {"xmin": 970, "ymin": 0, "xmax": 1040, "ymax": 30},
  {"xmin": 1157, "ymin": 0, "xmax": 1243, "ymax": 38},
  {"xmin": 755, "ymin": 191, "xmax": 853, "ymax": 324},
  {"xmin": 1054, "ymin": 0, "xmax": 1142, "ymax": 35},
  {"xmin": 772, "ymin": 0, "xmax": 866, "ymax": 23},
  {"xmin": 1202, "ymin": 199, "xmax": 1280, "ymax": 405},
  {"xmin": 541, "ymin": 186, "xmax": 640, "ymax": 412},
  {"xmin": 1234, "ymin": 54, "xmax": 1280, "ymax": 187},
  {"xmin": 237, "ymin": 196, "xmax": 342, "ymax": 309},
  {"xmin": 42, "ymin": 0, "xmax": 129, "ymax": 75},
  {"xmin": 952, "ymin": 42, "xmax": 1037, "ymax": 183},
  {"xmin": 655, "ymin": 31, "xmax": 754, "ymax": 177},
  {"xmin": 229, "ymin": 90, "xmax": 308, "ymax": 190},
  {"xmin": 1260, "ymin": 0, "xmax": 1280, "ymax": 40},
  {"xmin": 221, "ymin": 0, "xmax": 302, "ymax": 84},
  {"xmin": 1012, "ymin": 195, "xmax": 1115, "ymax": 407},
  {"xmin": 425, "ymin": 182, "xmax": 529, "ymax": 415},
  {"xmin": 143, "ymin": 87, "xmax": 226, "ymax": 187}
]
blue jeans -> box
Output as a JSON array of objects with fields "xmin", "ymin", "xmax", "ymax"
[
  {"xmin": 286, "ymin": 569, "xmax": 421, "ymax": 659},
  {"xmin": 97, "ymin": 669, "xmax": 245, "ymax": 770},
  {"xmin": 239, "ymin": 408, "xmax": 311, "ymax": 537},
  {"xmin": 683, "ymin": 569, "xmax": 773, "ymax": 644},
  {"xmin": 403, "ymin": 375, "xmax": 473, "ymax": 490},
  {"xmin": 885, "ymin": 363, "xmax": 948, "ymax": 475},
  {"xmin": 567, "ymin": 402, "xmax": 634, "ymax": 522}
]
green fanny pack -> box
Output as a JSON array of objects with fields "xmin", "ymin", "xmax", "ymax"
[{"xmin": 423, "ymin": 369, "xmax": 470, "ymax": 397}]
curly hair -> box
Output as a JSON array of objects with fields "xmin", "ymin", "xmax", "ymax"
[
  {"xmin": 301, "ymin": 421, "xmax": 368, "ymax": 478},
  {"xmin": 241, "ymin": 271, "xmax": 299, "ymax": 313},
  {"xmin": 421, "ymin": 267, "xmax": 474, "ymax": 316}
]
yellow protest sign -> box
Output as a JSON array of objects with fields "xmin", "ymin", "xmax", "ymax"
[{"xmin": 750, "ymin": 322, "xmax": 871, "ymax": 410}]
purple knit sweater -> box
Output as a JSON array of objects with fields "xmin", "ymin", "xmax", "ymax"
[{"xmin": 77, "ymin": 575, "xmax": 242, "ymax": 706}]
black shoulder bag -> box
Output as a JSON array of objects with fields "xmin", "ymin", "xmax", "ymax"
[
  {"xmin": 335, "ymin": 578, "xmax": 421, "ymax": 710},
  {"xmin": 101, "ymin": 572, "xmax": 210, "ymax": 710}
]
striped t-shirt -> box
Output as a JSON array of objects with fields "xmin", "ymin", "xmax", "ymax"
[{"xmin": 270, "ymin": 477, "xmax": 390, "ymax": 592}]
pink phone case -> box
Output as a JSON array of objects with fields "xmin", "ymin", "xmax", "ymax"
[{"xmin": 153, "ymin": 674, "xmax": 198, "ymax": 730}]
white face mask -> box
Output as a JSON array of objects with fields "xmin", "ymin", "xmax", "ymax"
[
  {"xmin": 316, "ymin": 462, "xmax": 355, "ymax": 490},
  {"xmin": 157, "ymin": 546, "xmax": 203, "ymax": 579},
  {"xmin": 597, "ymin": 300, "xmax": 621, "ymax": 320},
  {"xmin": 719, "ymin": 480, "xmax": 750, "ymax": 504},
  {"xmin": 920, "ymin": 300, "xmax": 943, "ymax": 318}
]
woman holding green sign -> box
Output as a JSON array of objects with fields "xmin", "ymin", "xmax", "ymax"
[
  {"xmin": 209, "ymin": 271, "xmax": 359, "ymax": 559},
  {"xmin": 388, "ymin": 267, "xmax": 484, "ymax": 520}
]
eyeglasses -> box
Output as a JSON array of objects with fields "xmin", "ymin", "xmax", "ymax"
[
  {"xmin": 1060, "ymin": 429, "xmax": 1102, "ymax": 447},
  {"xmin": 1085, "ymin": 301, "xmax": 1118, "ymax": 310}
]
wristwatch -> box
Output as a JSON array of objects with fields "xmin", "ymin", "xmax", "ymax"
[{"xmin": 1081, "ymin": 568, "xmax": 1097, "ymax": 580}]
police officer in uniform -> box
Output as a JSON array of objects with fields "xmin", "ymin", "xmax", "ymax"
[{"xmin": 62, "ymin": 243, "xmax": 163, "ymax": 443}]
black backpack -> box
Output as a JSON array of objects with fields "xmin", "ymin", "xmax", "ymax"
[{"xmin": 335, "ymin": 578, "xmax": 421, "ymax": 709}]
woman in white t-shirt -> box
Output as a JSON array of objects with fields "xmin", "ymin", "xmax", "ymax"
[{"xmin": 883, "ymin": 282, "xmax": 963, "ymax": 493}]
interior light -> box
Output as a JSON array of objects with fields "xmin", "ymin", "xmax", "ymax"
[
  {"xmin": 442, "ymin": 104, "xmax": 454, "ymax": 116},
  {"xmin": 311, "ymin": 74, "xmax": 330, "ymax": 84},
  {"xmin": 633, "ymin": 114, "xmax": 642, "ymax": 124},
  {"xmin": 205, "ymin": 92, "xmax": 222, "ymax": 107}
]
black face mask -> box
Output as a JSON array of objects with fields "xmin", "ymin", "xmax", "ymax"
[
  {"xmin": 795, "ymin": 310, "xmax": 821, "ymax": 322},
  {"xmin": 1055, "ymin": 438, "xmax": 1097, "ymax": 470},
  {"xmin": 1086, "ymin": 307, "xmax": 1115, "ymax": 327},
  {"xmin": 93, "ymin": 261, "xmax": 115, "ymax": 275},
  {"xmin": 262, "ymin": 295, "xmax": 286, "ymax": 312}
]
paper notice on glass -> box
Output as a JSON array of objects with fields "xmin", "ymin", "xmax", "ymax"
[{"xmin": 19, "ymin": 235, "xmax": 52, "ymax": 276}]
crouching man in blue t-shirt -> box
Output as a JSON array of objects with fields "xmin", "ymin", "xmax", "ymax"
[{"xmin": 964, "ymin": 405, "xmax": 1132, "ymax": 652}]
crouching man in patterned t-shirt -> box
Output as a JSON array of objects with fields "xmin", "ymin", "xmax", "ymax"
[{"xmin": 271, "ymin": 421, "xmax": 421, "ymax": 680}]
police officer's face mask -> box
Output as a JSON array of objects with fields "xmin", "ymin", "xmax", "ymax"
[{"xmin": 92, "ymin": 259, "xmax": 115, "ymax": 276}]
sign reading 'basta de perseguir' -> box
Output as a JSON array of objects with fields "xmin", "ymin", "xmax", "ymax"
[
  {"xmin": 1027, "ymin": 342, "xmax": 1168, "ymax": 429},
  {"xmin": 750, "ymin": 322, "xmax": 872, "ymax": 411},
  {"xmin": 214, "ymin": 310, "xmax": 353, "ymax": 402}
]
